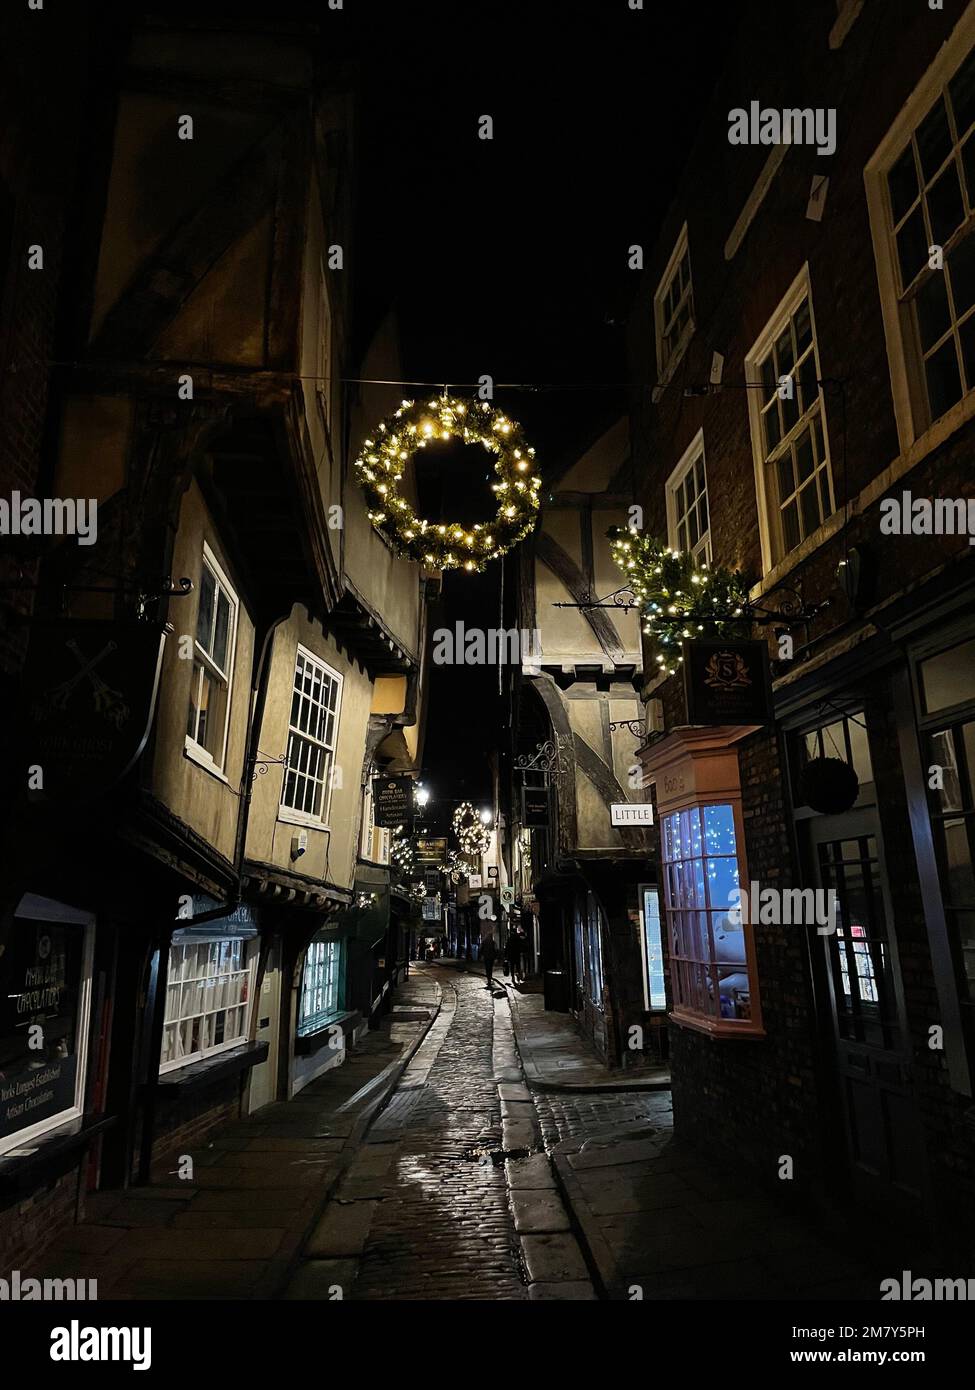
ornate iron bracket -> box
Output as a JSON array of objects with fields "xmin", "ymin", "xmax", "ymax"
[
  {"xmin": 515, "ymin": 735, "xmax": 570, "ymax": 777},
  {"xmin": 553, "ymin": 584, "xmax": 638, "ymax": 612},
  {"xmin": 609, "ymin": 719, "xmax": 644, "ymax": 738}
]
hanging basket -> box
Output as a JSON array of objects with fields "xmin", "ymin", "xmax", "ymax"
[{"xmin": 797, "ymin": 756, "xmax": 860, "ymax": 815}]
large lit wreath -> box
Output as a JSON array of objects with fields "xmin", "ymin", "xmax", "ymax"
[
  {"xmin": 452, "ymin": 801, "xmax": 491, "ymax": 857},
  {"xmin": 608, "ymin": 527, "xmax": 751, "ymax": 677},
  {"xmin": 353, "ymin": 394, "xmax": 541, "ymax": 571}
]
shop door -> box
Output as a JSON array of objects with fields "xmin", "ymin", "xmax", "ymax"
[
  {"xmin": 245, "ymin": 940, "xmax": 280, "ymax": 1115},
  {"xmin": 806, "ymin": 808, "xmax": 926, "ymax": 1213}
]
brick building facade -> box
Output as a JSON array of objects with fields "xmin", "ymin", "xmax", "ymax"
[{"xmin": 630, "ymin": 0, "xmax": 975, "ymax": 1257}]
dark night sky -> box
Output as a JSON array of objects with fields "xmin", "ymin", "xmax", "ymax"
[
  {"xmin": 341, "ymin": 1, "xmax": 737, "ymax": 823},
  {"xmin": 138, "ymin": 0, "xmax": 736, "ymax": 822}
]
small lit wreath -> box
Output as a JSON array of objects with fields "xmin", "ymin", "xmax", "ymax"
[
  {"xmin": 452, "ymin": 800, "xmax": 491, "ymax": 856},
  {"xmin": 353, "ymin": 393, "xmax": 541, "ymax": 572}
]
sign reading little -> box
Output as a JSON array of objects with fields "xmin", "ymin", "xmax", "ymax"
[
  {"xmin": 682, "ymin": 639, "xmax": 772, "ymax": 726},
  {"xmin": 372, "ymin": 775, "xmax": 414, "ymax": 830},
  {"xmin": 610, "ymin": 803, "xmax": 654, "ymax": 827}
]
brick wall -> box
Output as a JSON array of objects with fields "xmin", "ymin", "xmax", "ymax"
[
  {"xmin": 150, "ymin": 1085, "xmax": 242, "ymax": 1178},
  {"xmin": 0, "ymin": 1167, "xmax": 83, "ymax": 1272}
]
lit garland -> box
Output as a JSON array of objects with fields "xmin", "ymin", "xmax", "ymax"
[
  {"xmin": 607, "ymin": 527, "xmax": 751, "ymax": 677},
  {"xmin": 353, "ymin": 394, "xmax": 541, "ymax": 572},
  {"xmin": 390, "ymin": 829, "xmax": 415, "ymax": 875},
  {"xmin": 441, "ymin": 849, "xmax": 469, "ymax": 884},
  {"xmin": 451, "ymin": 801, "xmax": 491, "ymax": 857}
]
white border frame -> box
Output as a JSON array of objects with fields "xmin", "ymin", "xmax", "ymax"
[
  {"xmin": 665, "ymin": 427, "xmax": 710, "ymax": 561},
  {"xmin": 0, "ymin": 895, "xmax": 95, "ymax": 1157},
  {"xmin": 744, "ymin": 263, "xmax": 832, "ymax": 576},
  {"xmin": 653, "ymin": 222, "xmax": 695, "ymax": 384},
  {"xmin": 864, "ymin": 0, "xmax": 975, "ymax": 457},
  {"xmin": 277, "ymin": 642, "xmax": 344, "ymax": 830},
  {"xmin": 184, "ymin": 539, "xmax": 239, "ymax": 777},
  {"xmin": 638, "ymin": 883, "xmax": 666, "ymax": 1013}
]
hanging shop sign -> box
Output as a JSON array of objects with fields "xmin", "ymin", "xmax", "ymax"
[
  {"xmin": 21, "ymin": 620, "xmax": 167, "ymax": 804},
  {"xmin": 610, "ymin": 802, "xmax": 655, "ymax": 827},
  {"xmin": 521, "ymin": 786, "xmax": 550, "ymax": 828},
  {"xmin": 500, "ymin": 886, "xmax": 515, "ymax": 908},
  {"xmin": 414, "ymin": 836, "xmax": 448, "ymax": 864},
  {"xmin": 487, "ymin": 865, "xmax": 499, "ymax": 879},
  {"xmin": 424, "ymin": 869, "xmax": 441, "ymax": 894},
  {"xmin": 468, "ymin": 874, "xmax": 483, "ymax": 889},
  {"xmin": 422, "ymin": 896, "xmax": 441, "ymax": 922},
  {"xmin": 0, "ymin": 897, "xmax": 92, "ymax": 1148},
  {"xmin": 682, "ymin": 639, "xmax": 772, "ymax": 727},
  {"xmin": 372, "ymin": 775, "xmax": 414, "ymax": 830}
]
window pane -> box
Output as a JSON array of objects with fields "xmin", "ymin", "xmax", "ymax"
[
  {"xmin": 924, "ymin": 335, "xmax": 963, "ymax": 418},
  {"xmin": 920, "ymin": 638, "xmax": 975, "ymax": 712},
  {"xmin": 897, "ymin": 207, "xmax": 928, "ymax": 289},
  {"xmin": 917, "ymin": 97, "xmax": 953, "ymax": 182},
  {"xmin": 783, "ymin": 501, "xmax": 800, "ymax": 552},
  {"xmin": 197, "ymin": 565, "xmax": 215, "ymax": 650},
  {"xmin": 888, "ymin": 143, "xmax": 919, "ymax": 224},
  {"xmin": 948, "ymin": 230, "xmax": 975, "ymax": 318},
  {"xmin": 212, "ymin": 589, "xmax": 231, "ymax": 672},
  {"xmin": 916, "ymin": 271, "xmax": 951, "ymax": 351},
  {"xmin": 800, "ymin": 478, "xmax": 822, "ymax": 537},
  {"xmin": 928, "ymin": 159, "xmax": 965, "ymax": 245},
  {"xmin": 762, "ymin": 401, "xmax": 781, "ymax": 453},
  {"xmin": 950, "ymin": 47, "xmax": 975, "ymax": 138}
]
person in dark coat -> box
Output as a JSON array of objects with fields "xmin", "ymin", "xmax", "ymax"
[
  {"xmin": 506, "ymin": 926, "xmax": 526, "ymax": 982},
  {"xmin": 481, "ymin": 934, "xmax": 498, "ymax": 987}
]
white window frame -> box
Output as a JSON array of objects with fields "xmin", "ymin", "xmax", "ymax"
[
  {"xmin": 653, "ymin": 223, "xmax": 695, "ymax": 383},
  {"xmin": 184, "ymin": 541, "xmax": 239, "ymax": 776},
  {"xmin": 278, "ymin": 644, "xmax": 343, "ymax": 829},
  {"xmin": 665, "ymin": 428, "xmax": 711, "ymax": 563},
  {"xmin": 865, "ymin": 2, "xmax": 975, "ymax": 457},
  {"xmin": 744, "ymin": 265, "xmax": 834, "ymax": 574},
  {"xmin": 298, "ymin": 936, "xmax": 342, "ymax": 1035},
  {"xmin": 159, "ymin": 937, "xmax": 257, "ymax": 1075},
  {"xmin": 0, "ymin": 896, "xmax": 95, "ymax": 1157},
  {"xmin": 639, "ymin": 884, "xmax": 666, "ymax": 1013}
]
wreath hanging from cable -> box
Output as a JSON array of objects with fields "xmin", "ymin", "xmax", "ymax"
[
  {"xmin": 451, "ymin": 801, "xmax": 491, "ymax": 857},
  {"xmin": 353, "ymin": 393, "xmax": 541, "ymax": 571}
]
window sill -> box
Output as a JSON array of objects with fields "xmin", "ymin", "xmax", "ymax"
[
  {"xmin": 183, "ymin": 738, "xmax": 231, "ymax": 784},
  {"xmin": 669, "ymin": 1009, "xmax": 765, "ymax": 1040},
  {"xmin": 277, "ymin": 808, "xmax": 330, "ymax": 832},
  {"xmin": 156, "ymin": 1041, "xmax": 268, "ymax": 1096},
  {"xmin": 749, "ymin": 507, "xmax": 846, "ymax": 602},
  {"xmin": 295, "ymin": 1010, "xmax": 360, "ymax": 1057},
  {"xmin": 0, "ymin": 1115, "xmax": 116, "ymax": 1204}
]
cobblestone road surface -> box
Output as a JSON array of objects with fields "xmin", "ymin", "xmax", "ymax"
[{"xmin": 351, "ymin": 967, "xmax": 528, "ymax": 1300}]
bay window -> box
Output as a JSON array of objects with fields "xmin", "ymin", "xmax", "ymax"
[
  {"xmin": 299, "ymin": 936, "xmax": 342, "ymax": 1035},
  {"xmin": 161, "ymin": 936, "xmax": 255, "ymax": 1072}
]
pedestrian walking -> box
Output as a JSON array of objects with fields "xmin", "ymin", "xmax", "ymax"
[
  {"xmin": 481, "ymin": 933, "xmax": 498, "ymax": 987},
  {"xmin": 506, "ymin": 927, "xmax": 525, "ymax": 983}
]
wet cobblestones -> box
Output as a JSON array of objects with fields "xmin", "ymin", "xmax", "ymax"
[
  {"xmin": 532, "ymin": 1090, "xmax": 674, "ymax": 1151},
  {"xmin": 352, "ymin": 969, "xmax": 527, "ymax": 1300}
]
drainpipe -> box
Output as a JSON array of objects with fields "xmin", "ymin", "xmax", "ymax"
[{"xmin": 137, "ymin": 613, "xmax": 288, "ymax": 1182}]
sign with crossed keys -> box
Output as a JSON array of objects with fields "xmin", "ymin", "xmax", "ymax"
[{"xmin": 22, "ymin": 621, "xmax": 167, "ymax": 803}]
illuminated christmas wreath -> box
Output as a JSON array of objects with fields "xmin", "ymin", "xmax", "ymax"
[
  {"xmin": 353, "ymin": 394, "xmax": 541, "ymax": 571},
  {"xmin": 608, "ymin": 527, "xmax": 751, "ymax": 677},
  {"xmin": 451, "ymin": 801, "xmax": 491, "ymax": 857}
]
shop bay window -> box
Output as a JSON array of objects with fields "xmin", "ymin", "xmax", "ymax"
[
  {"xmin": 661, "ymin": 803, "xmax": 759, "ymax": 1033},
  {"xmin": 299, "ymin": 937, "xmax": 342, "ymax": 1034},
  {"xmin": 161, "ymin": 938, "xmax": 253, "ymax": 1072}
]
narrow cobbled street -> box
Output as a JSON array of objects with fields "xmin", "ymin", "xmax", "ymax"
[{"xmin": 348, "ymin": 967, "xmax": 525, "ymax": 1300}]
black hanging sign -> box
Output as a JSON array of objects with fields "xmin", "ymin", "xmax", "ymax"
[
  {"xmin": 522, "ymin": 786, "xmax": 550, "ymax": 828},
  {"xmin": 372, "ymin": 775, "xmax": 414, "ymax": 830},
  {"xmin": 683, "ymin": 639, "xmax": 772, "ymax": 726},
  {"xmin": 21, "ymin": 620, "xmax": 167, "ymax": 804}
]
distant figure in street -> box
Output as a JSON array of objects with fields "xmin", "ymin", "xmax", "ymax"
[
  {"xmin": 481, "ymin": 934, "xmax": 498, "ymax": 987},
  {"xmin": 506, "ymin": 926, "xmax": 526, "ymax": 983}
]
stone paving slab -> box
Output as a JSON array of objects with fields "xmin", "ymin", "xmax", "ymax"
[{"xmin": 520, "ymin": 1232, "xmax": 590, "ymax": 1282}]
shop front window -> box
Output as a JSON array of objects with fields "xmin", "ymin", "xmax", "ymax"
[
  {"xmin": 0, "ymin": 896, "xmax": 94, "ymax": 1155},
  {"xmin": 299, "ymin": 938, "xmax": 342, "ymax": 1034},
  {"xmin": 161, "ymin": 937, "xmax": 253, "ymax": 1072},
  {"xmin": 640, "ymin": 885, "xmax": 666, "ymax": 1011},
  {"xmin": 661, "ymin": 803, "xmax": 757, "ymax": 1030}
]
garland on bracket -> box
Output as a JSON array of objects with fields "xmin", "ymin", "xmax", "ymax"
[
  {"xmin": 353, "ymin": 394, "xmax": 541, "ymax": 571},
  {"xmin": 608, "ymin": 527, "xmax": 751, "ymax": 676}
]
